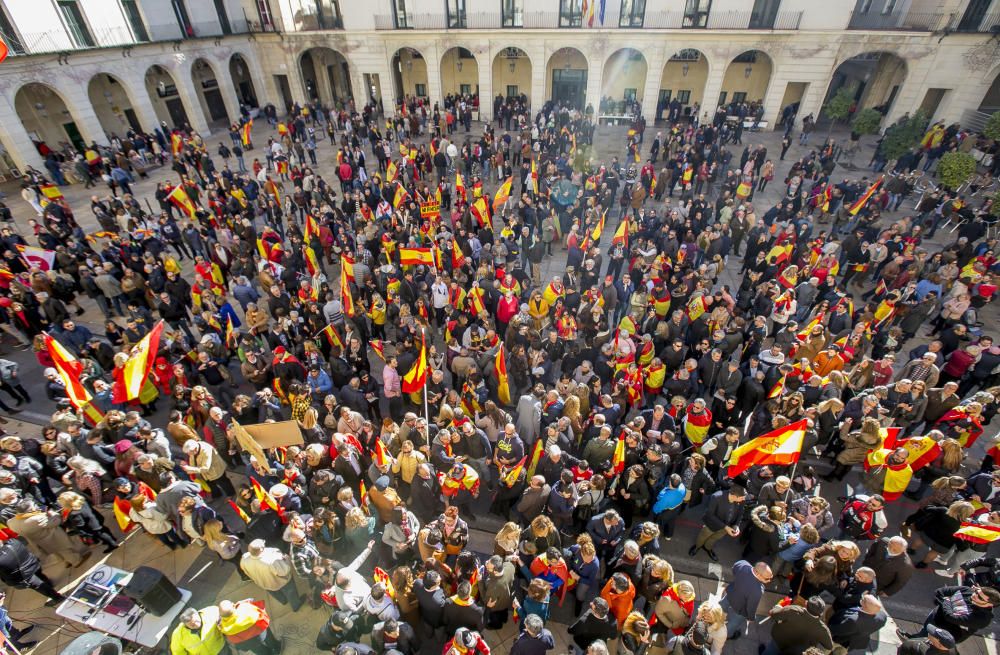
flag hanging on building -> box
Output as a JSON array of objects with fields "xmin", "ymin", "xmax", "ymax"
[
  {"xmin": 726, "ymin": 419, "xmax": 807, "ymax": 477},
  {"xmin": 495, "ymin": 343, "xmax": 511, "ymax": 405},
  {"xmin": 402, "ymin": 332, "xmax": 429, "ymax": 393}
]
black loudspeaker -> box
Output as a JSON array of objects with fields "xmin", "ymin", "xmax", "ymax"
[{"xmin": 122, "ymin": 566, "xmax": 182, "ymax": 616}]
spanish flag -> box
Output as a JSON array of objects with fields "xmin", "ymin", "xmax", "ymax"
[
  {"xmin": 399, "ymin": 247, "xmax": 435, "ymax": 267},
  {"xmin": 227, "ymin": 500, "xmax": 251, "ymax": 523},
  {"xmin": 526, "ymin": 439, "xmax": 545, "ymax": 477},
  {"xmin": 530, "ymin": 158, "xmax": 539, "ymax": 194},
  {"xmin": 277, "ymin": 122, "xmax": 288, "ymax": 136},
  {"xmin": 493, "ymin": 176, "xmax": 513, "ymax": 212},
  {"xmin": 167, "ymin": 185, "xmax": 197, "ymax": 218},
  {"xmin": 452, "ymin": 239, "xmax": 466, "ymax": 269},
  {"xmin": 122, "ymin": 320, "xmax": 164, "ymax": 401},
  {"xmin": 455, "ymin": 172, "xmax": 467, "ymax": 202},
  {"xmin": 373, "ymin": 438, "xmax": 390, "ymax": 468},
  {"xmin": 612, "ymin": 217, "xmax": 628, "ymax": 248},
  {"xmin": 470, "ymin": 197, "xmax": 491, "ymax": 229},
  {"xmin": 171, "ymin": 133, "xmax": 183, "ymax": 155},
  {"xmin": 591, "ymin": 210, "xmax": 607, "ymax": 241},
  {"xmin": 864, "ymin": 447, "xmax": 912, "ymax": 501},
  {"xmin": 341, "ymin": 267, "xmax": 356, "ymax": 317},
  {"xmin": 249, "ymin": 477, "xmax": 284, "ymax": 520},
  {"xmin": 321, "ymin": 324, "xmax": 344, "ymax": 349},
  {"xmin": 495, "ymin": 343, "xmax": 511, "ymax": 405},
  {"xmin": 899, "ymin": 435, "xmax": 941, "ymax": 471},
  {"xmin": 241, "ymin": 120, "xmax": 253, "ymax": 146},
  {"xmin": 45, "ymin": 334, "xmax": 104, "ymax": 425},
  {"xmin": 370, "ymin": 340, "xmax": 385, "ymax": 361},
  {"xmin": 373, "ymin": 567, "xmax": 396, "ymax": 599},
  {"xmin": 612, "ymin": 432, "xmax": 626, "ymax": 473},
  {"xmin": 386, "ymin": 160, "xmax": 398, "ymax": 183},
  {"xmin": 225, "ymin": 316, "xmax": 235, "ymax": 348},
  {"xmin": 795, "ymin": 314, "xmax": 824, "ymax": 342},
  {"xmin": 726, "ymin": 419, "xmax": 807, "ymax": 477},
  {"xmin": 954, "ymin": 522, "xmax": 1000, "ymax": 544},
  {"xmin": 304, "ymin": 245, "xmax": 321, "ymax": 277},
  {"xmin": 112, "ymin": 482, "xmax": 156, "ymax": 532},
  {"xmin": 768, "ymin": 376, "xmax": 785, "ymax": 399},
  {"xmin": 686, "ymin": 294, "xmax": 708, "ymax": 321},
  {"xmin": 340, "ymin": 254, "xmax": 355, "ymax": 282},
  {"xmin": 393, "ymin": 184, "xmax": 408, "ymax": 209},
  {"xmin": 39, "ymin": 184, "xmax": 63, "ymax": 201},
  {"xmin": 304, "ymin": 214, "xmax": 319, "ymax": 241},
  {"xmin": 402, "ymin": 332, "xmax": 428, "ymax": 393},
  {"xmin": 503, "ymin": 455, "xmax": 527, "ymax": 486},
  {"xmin": 848, "ymin": 177, "xmax": 883, "ymax": 216}
]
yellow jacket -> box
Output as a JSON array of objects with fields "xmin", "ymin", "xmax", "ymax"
[{"xmin": 170, "ymin": 606, "xmax": 226, "ymax": 655}]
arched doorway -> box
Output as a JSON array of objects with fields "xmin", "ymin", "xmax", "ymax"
[
  {"xmin": 87, "ymin": 73, "xmax": 143, "ymax": 137},
  {"xmin": 391, "ymin": 48, "xmax": 429, "ymax": 105},
  {"xmin": 600, "ymin": 48, "xmax": 647, "ymax": 115},
  {"xmin": 14, "ymin": 83, "xmax": 86, "ymax": 152},
  {"xmin": 144, "ymin": 65, "xmax": 190, "ymax": 129},
  {"xmin": 824, "ymin": 52, "xmax": 907, "ymax": 117},
  {"xmin": 492, "ymin": 47, "xmax": 532, "ymax": 106},
  {"xmin": 720, "ymin": 50, "xmax": 773, "ymax": 111},
  {"xmin": 547, "ymin": 47, "xmax": 588, "ymax": 110},
  {"xmin": 299, "ymin": 47, "xmax": 353, "ymax": 107},
  {"xmin": 657, "ymin": 49, "xmax": 709, "ymax": 123},
  {"xmin": 191, "ymin": 58, "xmax": 229, "ymax": 127},
  {"xmin": 440, "ymin": 47, "xmax": 479, "ymax": 102},
  {"xmin": 229, "ymin": 54, "xmax": 259, "ymax": 108}
]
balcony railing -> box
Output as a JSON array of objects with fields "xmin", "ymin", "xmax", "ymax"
[
  {"xmin": 847, "ymin": 12, "xmax": 947, "ymax": 31},
  {"xmin": 954, "ymin": 12, "xmax": 1000, "ymax": 33},
  {"xmin": 2, "ymin": 16, "xmax": 264, "ymax": 56},
  {"xmin": 701, "ymin": 10, "xmax": 802, "ymax": 29},
  {"xmin": 373, "ymin": 13, "xmax": 447, "ymax": 29}
]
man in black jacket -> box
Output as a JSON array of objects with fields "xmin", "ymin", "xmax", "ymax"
[
  {"xmin": 412, "ymin": 570, "xmax": 446, "ymax": 639},
  {"xmin": 567, "ymin": 598, "xmax": 617, "ymax": 653},
  {"xmin": 830, "ymin": 594, "xmax": 888, "ymax": 653},
  {"xmin": 689, "ymin": 485, "xmax": 747, "ymax": 562},
  {"xmin": 900, "ymin": 585, "xmax": 1000, "ymax": 644},
  {"xmin": 442, "ymin": 581, "xmax": 484, "ymax": 635},
  {"xmin": 0, "ymin": 539, "xmax": 63, "ymax": 604}
]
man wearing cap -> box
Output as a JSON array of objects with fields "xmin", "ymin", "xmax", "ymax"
[{"xmin": 898, "ymin": 625, "xmax": 957, "ymax": 655}]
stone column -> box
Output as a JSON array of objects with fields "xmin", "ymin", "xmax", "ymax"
[
  {"xmin": 529, "ymin": 46, "xmax": 546, "ymax": 114},
  {"xmin": 477, "ymin": 48, "xmax": 493, "ymax": 122},
  {"xmin": 585, "ymin": 53, "xmax": 604, "ymax": 114},
  {"xmin": 700, "ymin": 57, "xmax": 729, "ymax": 123},
  {"xmin": 0, "ymin": 96, "xmax": 44, "ymax": 171},
  {"xmin": 641, "ymin": 47, "xmax": 666, "ymax": 123},
  {"xmin": 425, "ymin": 43, "xmax": 443, "ymax": 108},
  {"xmin": 172, "ymin": 65, "xmax": 210, "ymax": 134}
]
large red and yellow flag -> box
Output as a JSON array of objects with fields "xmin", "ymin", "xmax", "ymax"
[
  {"xmin": 456, "ymin": 171, "xmax": 467, "ymax": 202},
  {"xmin": 726, "ymin": 419, "xmax": 807, "ymax": 477},
  {"xmin": 526, "ymin": 439, "xmax": 545, "ymax": 477},
  {"xmin": 530, "ymin": 158, "xmax": 539, "ymax": 194},
  {"xmin": 955, "ymin": 522, "xmax": 1000, "ymax": 544},
  {"xmin": 227, "ymin": 500, "xmax": 251, "ymax": 523},
  {"xmin": 321, "ymin": 324, "xmax": 344, "ymax": 349},
  {"xmin": 848, "ymin": 177, "xmax": 883, "ymax": 216},
  {"xmin": 612, "ymin": 217, "xmax": 628, "ymax": 248},
  {"xmin": 399, "ymin": 247, "xmax": 435, "ymax": 267},
  {"xmin": 503, "ymin": 455, "xmax": 528, "ymax": 486},
  {"xmin": 495, "ymin": 343, "xmax": 511, "ymax": 405},
  {"xmin": 452, "ymin": 239, "xmax": 466, "ymax": 269},
  {"xmin": 225, "ymin": 316, "xmax": 235, "ymax": 348},
  {"xmin": 241, "ymin": 120, "xmax": 253, "ymax": 146},
  {"xmin": 171, "ymin": 133, "xmax": 183, "ymax": 156},
  {"xmin": 767, "ymin": 375, "xmax": 785, "ymax": 399},
  {"xmin": 590, "ymin": 210, "xmax": 607, "ymax": 241},
  {"xmin": 493, "ymin": 176, "xmax": 513, "ymax": 212},
  {"xmin": 470, "ymin": 197, "xmax": 491, "ymax": 229},
  {"xmin": 612, "ymin": 432, "xmax": 626, "ymax": 473},
  {"xmin": 249, "ymin": 477, "xmax": 283, "ymax": 518},
  {"xmin": 373, "ymin": 567, "xmax": 396, "ymax": 599},
  {"xmin": 167, "ymin": 185, "xmax": 197, "ymax": 218},
  {"xmin": 402, "ymin": 332, "xmax": 429, "ymax": 394},
  {"xmin": 123, "ymin": 320, "xmax": 164, "ymax": 401},
  {"xmin": 393, "ymin": 184, "xmax": 409, "ymax": 210},
  {"xmin": 39, "ymin": 184, "xmax": 63, "ymax": 201},
  {"xmin": 341, "ymin": 266, "xmax": 356, "ymax": 317},
  {"xmin": 304, "ymin": 214, "xmax": 320, "ymax": 241},
  {"xmin": 44, "ymin": 333, "xmax": 103, "ymax": 424},
  {"xmin": 373, "ymin": 438, "xmax": 390, "ymax": 468},
  {"xmin": 386, "ymin": 160, "xmax": 398, "ymax": 183}
]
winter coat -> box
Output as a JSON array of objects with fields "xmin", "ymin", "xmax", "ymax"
[{"xmin": 836, "ymin": 427, "xmax": 882, "ymax": 465}]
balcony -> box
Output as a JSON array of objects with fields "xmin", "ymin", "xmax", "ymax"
[
  {"xmin": 847, "ymin": 12, "xmax": 948, "ymax": 31},
  {"xmin": 704, "ymin": 10, "xmax": 803, "ymax": 29},
  {"xmin": 1, "ymin": 17, "xmax": 264, "ymax": 57},
  {"xmin": 953, "ymin": 12, "xmax": 1000, "ymax": 33},
  {"xmin": 373, "ymin": 13, "xmax": 448, "ymax": 29}
]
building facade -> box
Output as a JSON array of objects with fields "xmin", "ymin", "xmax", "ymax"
[{"xmin": 1, "ymin": 0, "xmax": 1000, "ymax": 171}]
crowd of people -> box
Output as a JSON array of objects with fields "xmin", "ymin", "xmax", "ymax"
[{"xmin": 0, "ymin": 84, "xmax": 997, "ymax": 655}]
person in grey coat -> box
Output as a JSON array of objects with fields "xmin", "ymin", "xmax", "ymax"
[
  {"xmin": 510, "ymin": 614, "xmax": 555, "ymax": 655},
  {"xmin": 721, "ymin": 559, "xmax": 772, "ymax": 639},
  {"xmin": 154, "ymin": 471, "xmax": 202, "ymax": 523},
  {"xmin": 862, "ymin": 535, "xmax": 915, "ymax": 597}
]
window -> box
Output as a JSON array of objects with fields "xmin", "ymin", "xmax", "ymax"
[
  {"xmin": 881, "ymin": 0, "xmax": 896, "ymax": 14},
  {"xmin": 214, "ymin": 0, "xmax": 232, "ymax": 34},
  {"xmin": 676, "ymin": 90, "xmax": 691, "ymax": 104},
  {"xmin": 460, "ymin": 84, "xmax": 472, "ymax": 95},
  {"xmin": 0, "ymin": 7, "xmax": 25, "ymax": 53},
  {"xmin": 718, "ymin": 91, "xmax": 727, "ymax": 106},
  {"xmin": 683, "ymin": 0, "xmax": 711, "ymax": 27},
  {"xmin": 415, "ymin": 83, "xmax": 427, "ymax": 97},
  {"xmin": 315, "ymin": 0, "xmax": 343, "ymax": 28},
  {"xmin": 858, "ymin": 0, "xmax": 873, "ymax": 13},
  {"xmin": 58, "ymin": 1, "xmax": 95, "ymax": 47},
  {"xmin": 658, "ymin": 89, "xmax": 672, "ymax": 104},
  {"xmin": 502, "ymin": 0, "xmax": 523, "ymax": 27},
  {"xmin": 256, "ymin": 0, "xmax": 276, "ymax": 30},
  {"xmin": 392, "ymin": 0, "xmax": 410, "ymax": 28},
  {"xmin": 172, "ymin": 0, "xmax": 194, "ymax": 36},
  {"xmin": 559, "ymin": 0, "xmax": 583, "ymax": 27},
  {"xmin": 447, "ymin": 0, "xmax": 467, "ymax": 27},
  {"xmin": 120, "ymin": 0, "xmax": 149, "ymax": 41},
  {"xmin": 619, "ymin": 0, "xmax": 645, "ymax": 27},
  {"xmin": 732, "ymin": 92, "xmax": 747, "ymax": 103},
  {"xmin": 623, "ymin": 88, "xmax": 637, "ymax": 101},
  {"xmin": 748, "ymin": 0, "xmax": 780, "ymax": 29},
  {"xmin": 506, "ymin": 85, "xmax": 519, "ymax": 97}
]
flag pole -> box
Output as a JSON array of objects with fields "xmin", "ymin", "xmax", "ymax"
[{"xmin": 422, "ymin": 327, "xmax": 431, "ymax": 453}]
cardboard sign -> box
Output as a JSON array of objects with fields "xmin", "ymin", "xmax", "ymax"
[{"xmin": 420, "ymin": 201, "xmax": 441, "ymax": 218}]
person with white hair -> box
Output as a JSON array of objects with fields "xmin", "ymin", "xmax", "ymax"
[
  {"xmin": 240, "ymin": 539, "xmax": 303, "ymax": 610},
  {"xmin": 861, "ymin": 535, "xmax": 915, "ymax": 597},
  {"xmin": 181, "ymin": 439, "xmax": 235, "ymax": 499}
]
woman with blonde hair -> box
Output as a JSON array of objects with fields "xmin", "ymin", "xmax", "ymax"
[
  {"xmin": 904, "ymin": 500, "xmax": 975, "ymax": 568},
  {"xmin": 58, "ymin": 491, "xmax": 119, "ymax": 553},
  {"xmin": 694, "ymin": 601, "xmax": 728, "ymax": 655},
  {"xmin": 919, "ymin": 475, "xmax": 967, "ymax": 509},
  {"xmin": 521, "ymin": 514, "xmax": 561, "ymax": 553},
  {"xmin": 621, "ymin": 611, "xmax": 652, "ymax": 655},
  {"xmin": 562, "ymin": 394, "xmax": 584, "ymax": 440},
  {"xmin": 636, "ymin": 555, "xmax": 673, "ymax": 611},
  {"xmin": 493, "ymin": 521, "xmax": 521, "ymax": 557},
  {"xmin": 202, "ymin": 518, "xmax": 248, "ymax": 579},
  {"xmin": 64, "ymin": 456, "xmax": 107, "ymax": 506},
  {"xmin": 653, "ymin": 579, "xmax": 696, "ymax": 634}
]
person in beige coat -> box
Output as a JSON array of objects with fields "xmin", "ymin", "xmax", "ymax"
[
  {"xmin": 182, "ymin": 440, "xmax": 235, "ymax": 499},
  {"xmin": 7, "ymin": 497, "xmax": 88, "ymax": 568}
]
